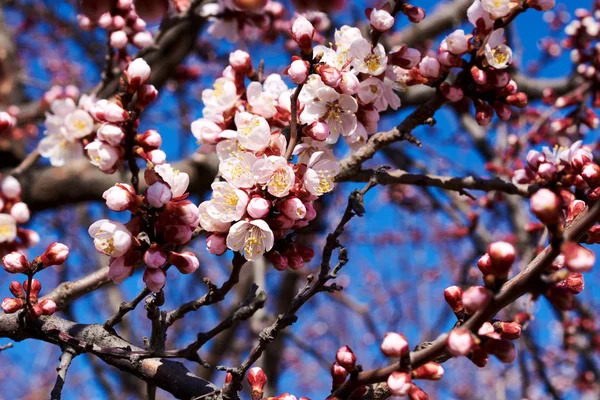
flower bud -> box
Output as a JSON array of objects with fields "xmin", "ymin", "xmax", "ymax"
[
  {"xmin": 380, "ymin": 332, "xmax": 409, "ymax": 357},
  {"xmin": 168, "ymin": 251, "xmax": 199, "ymax": 274},
  {"xmin": 419, "ymin": 56, "xmax": 440, "ymax": 79},
  {"xmin": 505, "ymin": 92, "xmax": 528, "ymax": 108},
  {"xmin": 303, "ymin": 121, "xmax": 330, "ymax": 141},
  {"xmin": 10, "ymin": 202, "xmax": 29, "ymax": 224},
  {"xmin": 143, "ymin": 267, "xmax": 166, "ymax": 292},
  {"xmin": 339, "ymin": 71, "xmax": 360, "ymax": 94},
  {"xmin": 530, "ymin": 188, "xmax": 561, "ymax": 225},
  {"xmin": 475, "ymin": 102, "xmax": 494, "ymax": 126},
  {"xmin": 206, "ymin": 234, "xmax": 227, "ymax": 255},
  {"xmin": 561, "ymin": 241, "xmax": 595, "ymax": 273},
  {"xmin": 248, "ymin": 367, "xmax": 267, "ymax": 399},
  {"xmin": 411, "ymin": 362, "xmax": 444, "ymax": 380},
  {"xmin": 2, "ymin": 252, "xmax": 30, "ymax": 273},
  {"xmin": 571, "ymin": 150, "xmax": 593, "ymax": 173},
  {"xmin": 280, "ymin": 197, "xmax": 307, "ymax": 220},
  {"xmin": 291, "ymin": 16, "xmax": 314, "ymax": 50},
  {"xmin": 369, "ymin": 8, "xmax": 395, "ymax": 31},
  {"xmin": 440, "ymin": 83, "xmax": 464, "ymax": 102},
  {"xmin": 136, "ymin": 84, "xmax": 159, "ymax": 108},
  {"xmin": 446, "ymin": 29, "xmax": 469, "ymax": 55},
  {"xmin": 110, "ymin": 30, "xmax": 128, "ymax": 49},
  {"xmin": 138, "ymin": 129, "xmax": 162, "ymax": 149},
  {"xmin": 1, "ymin": 297, "xmax": 23, "ymax": 313},
  {"xmin": 581, "ymin": 163, "xmax": 600, "ymax": 187},
  {"xmin": 316, "ymin": 64, "xmax": 342, "ymax": 88},
  {"xmin": 164, "ymin": 224, "xmax": 193, "ymax": 245},
  {"xmin": 331, "ymin": 362, "xmax": 348, "ymax": 387},
  {"xmin": 494, "ymin": 321, "xmax": 522, "ymax": 340},
  {"xmin": 484, "ymin": 339, "xmax": 516, "ymax": 363},
  {"xmin": 0, "ymin": 111, "xmax": 15, "ymax": 134},
  {"xmin": 462, "ymin": 286, "xmax": 492, "ymax": 314},
  {"xmin": 443, "ymin": 285, "xmax": 464, "ymax": 312},
  {"xmin": 447, "ymin": 328, "xmax": 474, "ymax": 356},
  {"xmin": 40, "ymin": 242, "xmax": 69, "ymax": 267},
  {"xmin": 408, "ymin": 385, "xmax": 429, "ymax": 400},
  {"xmin": 126, "ymin": 58, "xmax": 151, "ymax": 89},
  {"xmin": 144, "ymin": 244, "xmax": 167, "ymax": 268},
  {"xmin": 247, "ymin": 197, "xmax": 271, "ymax": 219},
  {"xmin": 229, "ymin": 50, "xmax": 252, "ymax": 74},
  {"xmin": 487, "ymin": 241, "xmax": 515, "ymax": 278},
  {"xmin": 288, "ymin": 60, "xmax": 309, "ymax": 84},
  {"xmin": 390, "ymin": 46, "xmax": 421, "ymax": 69},
  {"xmin": 38, "ymin": 298, "xmax": 57, "ymax": 315},
  {"xmin": 267, "ymin": 252, "xmax": 288, "ymax": 270},
  {"xmin": 146, "ymin": 182, "xmax": 172, "ymax": 208},
  {"xmin": 546, "ymin": 285, "xmax": 574, "ymax": 310},
  {"xmin": 304, "ymin": 202, "xmax": 317, "ymax": 221},
  {"xmin": 272, "ymin": 215, "xmax": 294, "ymax": 229},
  {"xmin": 287, "ymin": 253, "xmax": 304, "ymax": 270},
  {"xmin": 132, "ymin": 31, "xmax": 153, "ymax": 48},
  {"xmin": 404, "ymin": 5, "xmax": 425, "ymax": 23},
  {"xmin": 295, "ymin": 245, "xmax": 314, "ymax": 262},
  {"xmin": 24, "ymin": 278, "xmax": 42, "ymax": 298},
  {"xmin": 470, "ymin": 66, "xmax": 487, "ymax": 85},
  {"xmin": 146, "ymin": 149, "xmax": 166, "ymax": 165},
  {"xmin": 9, "ymin": 281, "xmax": 24, "ymax": 298},
  {"xmin": 527, "ymin": 0, "xmax": 555, "ymax": 11},
  {"xmin": 103, "ymin": 183, "xmax": 137, "ymax": 212},
  {"xmin": 559, "ymin": 272, "xmax": 584, "ymax": 293},
  {"xmin": 526, "ymin": 150, "xmax": 545, "ymax": 170},
  {"xmin": 387, "ymin": 371, "xmax": 412, "ymax": 397},
  {"xmin": 97, "ymin": 123, "xmax": 125, "ymax": 146},
  {"xmin": 335, "ymin": 345, "xmax": 356, "ymax": 371},
  {"xmin": 1, "ymin": 176, "xmax": 21, "ymax": 199}
]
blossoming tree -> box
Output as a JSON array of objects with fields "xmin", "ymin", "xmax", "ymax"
[{"xmin": 0, "ymin": 0, "xmax": 599, "ymax": 398}]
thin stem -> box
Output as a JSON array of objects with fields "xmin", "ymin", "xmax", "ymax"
[{"xmin": 50, "ymin": 347, "xmax": 77, "ymax": 400}]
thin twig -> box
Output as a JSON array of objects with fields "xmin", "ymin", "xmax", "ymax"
[
  {"xmin": 284, "ymin": 84, "xmax": 304, "ymax": 160},
  {"xmin": 104, "ymin": 288, "xmax": 151, "ymax": 330},
  {"xmin": 50, "ymin": 347, "xmax": 77, "ymax": 400}
]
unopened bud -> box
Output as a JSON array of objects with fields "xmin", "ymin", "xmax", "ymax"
[
  {"xmin": 443, "ymin": 286, "xmax": 464, "ymax": 313},
  {"xmin": 335, "ymin": 345, "xmax": 356, "ymax": 371},
  {"xmin": 447, "ymin": 328, "xmax": 474, "ymax": 356},
  {"xmin": 411, "ymin": 362, "xmax": 444, "ymax": 380},
  {"xmin": 561, "ymin": 241, "xmax": 595, "ymax": 273},
  {"xmin": 387, "ymin": 371, "xmax": 412, "ymax": 396},
  {"xmin": 380, "ymin": 332, "xmax": 409, "ymax": 358},
  {"xmin": 2, "ymin": 252, "xmax": 30, "ymax": 273},
  {"xmin": 530, "ymin": 188, "xmax": 561, "ymax": 225},
  {"xmin": 40, "ymin": 242, "xmax": 70, "ymax": 267},
  {"xmin": 487, "ymin": 241, "xmax": 515, "ymax": 278},
  {"xmin": 247, "ymin": 367, "xmax": 267, "ymax": 399},
  {"xmin": 462, "ymin": 286, "xmax": 492, "ymax": 314}
]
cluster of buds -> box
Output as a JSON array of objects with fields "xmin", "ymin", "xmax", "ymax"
[
  {"xmin": 1, "ymin": 243, "xmax": 69, "ymax": 317},
  {"xmin": 78, "ymin": 0, "xmax": 166, "ymax": 50},
  {"xmin": 544, "ymin": 268, "xmax": 585, "ymax": 310},
  {"xmin": 91, "ymin": 163, "xmax": 199, "ymax": 292},
  {"xmin": 0, "ymin": 175, "xmax": 38, "ymax": 257},
  {"xmin": 85, "ymin": 58, "xmax": 160, "ymax": 173},
  {"xmin": 378, "ymin": 333, "xmax": 442, "ymax": 397},
  {"xmin": 329, "ymin": 345, "xmax": 359, "ymax": 391},
  {"xmin": 446, "ymin": 318, "xmax": 521, "ymax": 368}
]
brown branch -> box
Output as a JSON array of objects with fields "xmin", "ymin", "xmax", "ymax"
[
  {"xmin": 50, "ymin": 347, "xmax": 77, "ymax": 400},
  {"xmin": 332, "ymin": 199, "xmax": 600, "ymax": 398},
  {"xmin": 345, "ymin": 168, "xmax": 535, "ymax": 197},
  {"xmin": 104, "ymin": 288, "xmax": 151, "ymax": 330}
]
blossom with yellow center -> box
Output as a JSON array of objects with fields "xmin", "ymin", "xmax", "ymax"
[{"xmin": 226, "ymin": 219, "xmax": 274, "ymax": 261}]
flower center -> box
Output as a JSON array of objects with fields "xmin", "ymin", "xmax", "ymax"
[
  {"xmin": 269, "ymin": 168, "xmax": 290, "ymax": 195},
  {"xmin": 239, "ymin": 118, "xmax": 261, "ymax": 137},
  {"xmin": 365, "ymin": 54, "xmax": 381, "ymax": 73},
  {"xmin": 492, "ymin": 48, "xmax": 507, "ymax": 65},
  {"xmin": 213, "ymin": 82, "xmax": 224, "ymax": 98}
]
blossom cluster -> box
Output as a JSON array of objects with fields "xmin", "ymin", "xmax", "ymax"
[
  {"xmin": 1, "ymin": 242, "xmax": 69, "ymax": 317},
  {"xmin": 78, "ymin": 0, "xmax": 166, "ymax": 50},
  {"xmin": 90, "ymin": 164, "xmax": 200, "ymax": 292},
  {"xmin": 0, "ymin": 175, "xmax": 37, "ymax": 258}
]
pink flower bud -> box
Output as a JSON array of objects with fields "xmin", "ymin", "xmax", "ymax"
[
  {"xmin": 317, "ymin": 64, "xmax": 342, "ymax": 88},
  {"xmin": 104, "ymin": 102, "xmax": 129, "ymax": 123},
  {"xmin": 98, "ymin": 12, "xmax": 113, "ymax": 28},
  {"xmin": 38, "ymin": 298, "xmax": 57, "ymax": 315},
  {"xmin": 475, "ymin": 102, "xmax": 494, "ymax": 126},
  {"xmin": 418, "ymin": 56, "xmax": 440, "ymax": 79},
  {"xmin": 484, "ymin": 339, "xmax": 516, "ymax": 363},
  {"xmin": 404, "ymin": 4, "xmax": 425, "ymax": 23},
  {"xmin": 495, "ymin": 321, "xmax": 522, "ymax": 340},
  {"xmin": 144, "ymin": 244, "xmax": 167, "ymax": 268},
  {"xmin": 339, "ymin": 71, "xmax": 360, "ymax": 94},
  {"xmin": 487, "ymin": 241, "xmax": 515, "ymax": 278},
  {"xmin": 267, "ymin": 252, "xmax": 288, "ymax": 270},
  {"xmin": 247, "ymin": 367, "xmax": 267, "ymax": 396},
  {"xmin": 387, "ymin": 371, "xmax": 412, "ymax": 397},
  {"xmin": 126, "ymin": 58, "xmax": 151, "ymax": 89},
  {"xmin": 445, "ymin": 29, "xmax": 469, "ymax": 55},
  {"xmin": 206, "ymin": 234, "xmax": 227, "ymax": 255},
  {"xmin": 132, "ymin": 31, "xmax": 153, "ymax": 48},
  {"xmin": 10, "ymin": 202, "xmax": 30, "ymax": 223},
  {"xmin": 303, "ymin": 202, "xmax": 317, "ymax": 221},
  {"xmin": 530, "ymin": 188, "xmax": 561, "ymax": 225},
  {"xmin": 280, "ymin": 197, "xmax": 307, "ymax": 220},
  {"xmin": 527, "ymin": 0, "xmax": 555, "ymax": 11},
  {"xmin": 440, "ymin": 83, "xmax": 464, "ymax": 102},
  {"xmin": 164, "ymin": 224, "xmax": 193, "ymax": 244},
  {"xmin": 287, "ymin": 254, "xmax": 304, "ymax": 270},
  {"xmin": 2, "ymin": 252, "xmax": 30, "ymax": 273},
  {"xmin": 103, "ymin": 183, "xmax": 137, "ymax": 212},
  {"xmin": 295, "ymin": 245, "xmax": 314, "ymax": 262},
  {"xmin": 291, "ymin": 16, "xmax": 314, "ymax": 50},
  {"xmin": 146, "ymin": 149, "xmax": 166, "ymax": 165},
  {"xmin": 143, "ymin": 267, "xmax": 166, "ymax": 292},
  {"xmin": 168, "ymin": 251, "xmax": 199, "ymax": 274},
  {"xmin": 390, "ymin": 46, "xmax": 421, "ymax": 69},
  {"xmin": 526, "ymin": 150, "xmax": 545, "ymax": 170},
  {"xmin": 165, "ymin": 200, "xmax": 199, "ymax": 227},
  {"xmin": 229, "ymin": 50, "xmax": 252, "ymax": 73},
  {"xmin": 9, "ymin": 281, "xmax": 24, "ymax": 298},
  {"xmin": 40, "ymin": 242, "xmax": 69, "ymax": 267},
  {"xmin": 493, "ymin": 101, "xmax": 512, "ymax": 121},
  {"xmin": 304, "ymin": 121, "xmax": 329, "ymax": 141},
  {"xmin": 581, "ymin": 163, "xmax": 600, "ymax": 187},
  {"xmin": 138, "ymin": 129, "xmax": 162, "ymax": 149},
  {"xmin": 336, "ymin": 345, "xmax": 357, "ymax": 371},
  {"xmin": 0, "ymin": 112, "xmax": 15, "ymax": 133},
  {"xmin": 477, "ymin": 253, "xmax": 493, "ymax": 276},
  {"xmin": 97, "ymin": 123, "xmax": 125, "ymax": 146},
  {"xmin": 247, "ymin": 197, "xmax": 271, "ymax": 219},
  {"xmin": 24, "ymin": 278, "xmax": 42, "ymax": 298},
  {"xmin": 288, "ymin": 60, "xmax": 309, "ymax": 84},
  {"xmin": 470, "ymin": 66, "xmax": 487, "ymax": 85},
  {"xmin": 108, "ymin": 256, "xmax": 134, "ymax": 284},
  {"xmin": 146, "ymin": 182, "xmax": 172, "ymax": 208},
  {"xmin": 537, "ymin": 162, "xmax": 557, "ymax": 181},
  {"xmin": 1, "ymin": 297, "xmax": 23, "ymax": 313},
  {"xmin": 444, "ymin": 286, "xmax": 464, "ymax": 312},
  {"xmin": 560, "ymin": 272, "xmax": 584, "ymax": 293},
  {"xmin": 561, "ymin": 241, "xmax": 595, "ymax": 272},
  {"xmin": 110, "ymin": 30, "xmax": 128, "ymax": 49},
  {"xmin": 447, "ymin": 328, "xmax": 474, "ymax": 356},
  {"xmin": 412, "ymin": 362, "xmax": 444, "ymax": 380},
  {"xmin": 505, "ymin": 92, "xmax": 528, "ymax": 108},
  {"xmin": 272, "ymin": 215, "xmax": 294, "ymax": 229},
  {"xmin": 331, "ymin": 362, "xmax": 348, "ymax": 387},
  {"xmin": 1, "ymin": 176, "xmax": 21, "ymax": 199},
  {"xmin": 370, "ymin": 8, "xmax": 395, "ymax": 31},
  {"xmin": 408, "ymin": 385, "xmax": 429, "ymax": 400},
  {"xmin": 462, "ymin": 286, "xmax": 492, "ymax": 314},
  {"xmin": 136, "ymin": 84, "xmax": 159, "ymax": 108},
  {"xmin": 380, "ymin": 332, "xmax": 409, "ymax": 357}
]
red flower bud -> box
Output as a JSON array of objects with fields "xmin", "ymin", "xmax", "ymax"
[
  {"xmin": 331, "ymin": 362, "xmax": 348, "ymax": 387},
  {"xmin": 247, "ymin": 367, "xmax": 267, "ymax": 399},
  {"xmin": 462, "ymin": 286, "xmax": 492, "ymax": 314},
  {"xmin": 2, "ymin": 252, "xmax": 30, "ymax": 274},
  {"xmin": 335, "ymin": 345, "xmax": 356, "ymax": 371},
  {"xmin": 443, "ymin": 286, "xmax": 464, "ymax": 313},
  {"xmin": 380, "ymin": 332, "xmax": 409, "ymax": 357},
  {"xmin": 494, "ymin": 321, "xmax": 522, "ymax": 340},
  {"xmin": 447, "ymin": 328, "xmax": 474, "ymax": 356},
  {"xmin": 411, "ymin": 362, "xmax": 444, "ymax": 380},
  {"xmin": 487, "ymin": 241, "xmax": 515, "ymax": 278},
  {"xmin": 40, "ymin": 242, "xmax": 69, "ymax": 267},
  {"xmin": 1, "ymin": 297, "xmax": 24, "ymax": 313},
  {"xmin": 530, "ymin": 189, "xmax": 562, "ymax": 225},
  {"xmin": 561, "ymin": 241, "xmax": 595, "ymax": 273}
]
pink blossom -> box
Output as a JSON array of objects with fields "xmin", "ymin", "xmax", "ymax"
[
  {"xmin": 419, "ymin": 56, "xmax": 441, "ymax": 79},
  {"xmin": 484, "ymin": 29, "xmax": 512, "ymax": 69},
  {"xmin": 226, "ymin": 219, "xmax": 274, "ymax": 261},
  {"xmin": 0, "ymin": 214, "xmax": 17, "ymax": 243},
  {"xmin": 154, "ymin": 164, "xmax": 190, "ymax": 198},
  {"xmin": 88, "ymin": 219, "xmax": 132, "ymax": 257},
  {"xmin": 40, "ymin": 242, "xmax": 69, "ymax": 267},
  {"xmin": 253, "ymin": 156, "xmax": 295, "ymax": 198},
  {"xmin": 447, "ymin": 328, "xmax": 474, "ymax": 356},
  {"xmin": 206, "ymin": 182, "xmax": 249, "ymax": 222},
  {"xmin": 380, "ymin": 332, "xmax": 409, "ymax": 357},
  {"xmin": 304, "ymin": 121, "xmax": 330, "ymax": 141},
  {"xmin": 107, "ymin": 256, "xmax": 133, "ymax": 284},
  {"xmin": 206, "ymin": 234, "xmax": 228, "ymax": 255},
  {"xmin": 467, "ymin": 0, "xmax": 493, "ymax": 31},
  {"xmin": 288, "ymin": 60, "xmax": 310, "ymax": 85},
  {"xmin": 10, "ymin": 202, "xmax": 29, "ymax": 224},
  {"xmin": 482, "ymin": 0, "xmax": 510, "ymax": 19},
  {"xmin": 303, "ymin": 151, "xmax": 339, "ymax": 196},
  {"xmin": 97, "ymin": 123, "xmax": 125, "ymax": 146},
  {"xmin": 86, "ymin": 141, "xmax": 120, "ymax": 172},
  {"xmin": 143, "ymin": 268, "xmax": 166, "ymax": 292},
  {"xmin": 339, "ymin": 72, "xmax": 360, "ymax": 94},
  {"xmin": 445, "ymin": 29, "xmax": 469, "ymax": 55},
  {"xmin": 247, "ymin": 197, "xmax": 271, "ymax": 219},
  {"xmin": 280, "ymin": 197, "xmax": 306, "ymax": 221},
  {"xmin": 235, "ymin": 112, "xmax": 272, "ymax": 152},
  {"xmin": 103, "ymin": 184, "xmax": 137, "ymax": 212},
  {"xmin": 387, "ymin": 371, "xmax": 412, "ymax": 397},
  {"xmin": 2, "ymin": 252, "xmax": 30, "ymax": 273},
  {"xmin": 126, "ymin": 58, "xmax": 151, "ymax": 88}
]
